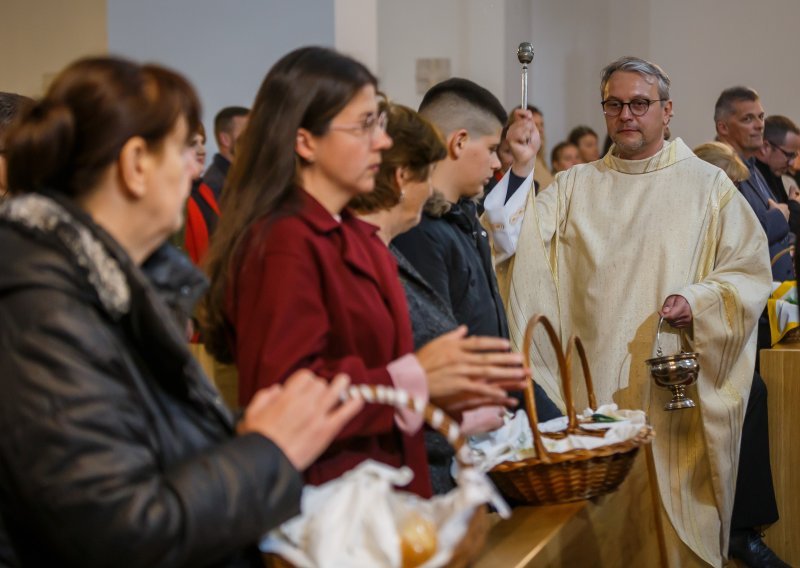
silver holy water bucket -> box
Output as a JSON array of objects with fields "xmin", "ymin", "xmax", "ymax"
[{"xmin": 645, "ymin": 316, "xmax": 699, "ymax": 411}]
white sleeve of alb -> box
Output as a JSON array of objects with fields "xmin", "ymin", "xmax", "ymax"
[{"xmin": 483, "ymin": 168, "xmax": 534, "ymax": 263}]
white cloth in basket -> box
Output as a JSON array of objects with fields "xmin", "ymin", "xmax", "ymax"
[
  {"xmin": 467, "ymin": 404, "xmax": 647, "ymax": 472},
  {"xmin": 259, "ymin": 460, "xmax": 508, "ymax": 568}
]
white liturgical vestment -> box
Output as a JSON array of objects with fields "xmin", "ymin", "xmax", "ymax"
[{"xmin": 484, "ymin": 138, "xmax": 771, "ymax": 567}]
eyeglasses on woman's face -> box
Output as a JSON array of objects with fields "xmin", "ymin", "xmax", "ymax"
[{"xmin": 328, "ymin": 110, "xmax": 388, "ymax": 141}]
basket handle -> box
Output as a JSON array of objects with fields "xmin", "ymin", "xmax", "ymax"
[
  {"xmin": 564, "ymin": 335, "xmax": 598, "ymax": 434},
  {"xmin": 341, "ymin": 383, "xmax": 473, "ymax": 468},
  {"xmin": 771, "ymin": 245, "xmax": 793, "ymax": 267},
  {"xmin": 521, "ymin": 314, "xmax": 570, "ymax": 464}
]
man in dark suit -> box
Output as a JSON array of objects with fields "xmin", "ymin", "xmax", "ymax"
[
  {"xmin": 755, "ymin": 115, "xmax": 800, "ymax": 235},
  {"xmin": 715, "ymin": 87, "xmax": 793, "ymax": 282},
  {"xmin": 714, "ymin": 86, "xmax": 789, "ymax": 568}
]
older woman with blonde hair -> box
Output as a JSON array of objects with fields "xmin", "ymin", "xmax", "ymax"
[{"xmin": 693, "ymin": 141, "xmax": 750, "ymax": 184}]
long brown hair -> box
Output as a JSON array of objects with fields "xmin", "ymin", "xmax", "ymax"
[
  {"xmin": 201, "ymin": 46, "xmax": 377, "ymax": 362},
  {"xmin": 6, "ymin": 57, "xmax": 199, "ymax": 198}
]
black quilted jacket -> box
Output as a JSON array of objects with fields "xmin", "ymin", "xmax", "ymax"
[{"xmin": 0, "ymin": 193, "xmax": 302, "ymax": 567}]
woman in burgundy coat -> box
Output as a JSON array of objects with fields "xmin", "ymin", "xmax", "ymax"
[{"xmin": 203, "ymin": 47, "xmax": 526, "ymax": 497}]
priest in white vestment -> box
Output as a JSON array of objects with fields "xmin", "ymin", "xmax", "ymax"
[{"xmin": 484, "ymin": 57, "xmax": 772, "ymax": 567}]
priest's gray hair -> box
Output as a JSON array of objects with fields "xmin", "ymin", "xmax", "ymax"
[{"xmin": 600, "ymin": 56, "xmax": 671, "ymax": 101}]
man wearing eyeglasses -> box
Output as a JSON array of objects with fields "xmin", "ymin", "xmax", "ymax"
[
  {"xmin": 715, "ymin": 88, "xmax": 794, "ymax": 283},
  {"xmin": 486, "ymin": 56, "xmax": 776, "ymax": 567},
  {"xmin": 754, "ymin": 115, "xmax": 800, "ymax": 235}
]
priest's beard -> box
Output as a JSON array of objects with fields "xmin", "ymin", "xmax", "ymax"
[{"xmin": 611, "ymin": 132, "xmax": 646, "ymax": 158}]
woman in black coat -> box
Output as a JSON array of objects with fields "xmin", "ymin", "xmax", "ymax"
[{"xmin": 0, "ymin": 56, "xmax": 361, "ymax": 568}]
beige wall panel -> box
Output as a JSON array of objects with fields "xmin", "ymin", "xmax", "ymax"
[{"xmin": 0, "ymin": 0, "xmax": 107, "ymax": 96}]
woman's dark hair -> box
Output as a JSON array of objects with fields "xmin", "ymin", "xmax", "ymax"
[
  {"xmin": 202, "ymin": 46, "xmax": 377, "ymax": 362},
  {"xmin": 349, "ymin": 102, "xmax": 446, "ymax": 214},
  {"xmin": 567, "ymin": 125, "xmax": 597, "ymax": 147},
  {"xmin": 6, "ymin": 56, "xmax": 200, "ymax": 197}
]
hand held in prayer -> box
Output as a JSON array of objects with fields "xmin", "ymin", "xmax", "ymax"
[
  {"xmin": 659, "ymin": 294, "xmax": 693, "ymax": 328},
  {"xmin": 238, "ymin": 371, "xmax": 363, "ymax": 471},
  {"xmin": 507, "ymin": 109, "xmax": 541, "ymax": 178},
  {"xmin": 459, "ymin": 405, "xmax": 507, "ymax": 435},
  {"xmin": 768, "ymin": 198, "xmax": 790, "ymax": 222},
  {"xmin": 415, "ymin": 326, "xmax": 527, "ymax": 414},
  {"xmin": 787, "ymin": 185, "xmax": 800, "ymax": 204}
]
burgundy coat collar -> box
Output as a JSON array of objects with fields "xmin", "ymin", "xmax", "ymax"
[
  {"xmin": 296, "ymin": 189, "xmax": 387, "ymax": 289},
  {"xmin": 296, "ymin": 189, "xmax": 342, "ymax": 234}
]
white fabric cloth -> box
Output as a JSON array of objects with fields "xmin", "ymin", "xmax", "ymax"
[
  {"xmin": 260, "ymin": 460, "xmax": 508, "ymax": 568},
  {"xmin": 483, "ymin": 168, "xmax": 533, "ymax": 264},
  {"xmin": 468, "ymin": 404, "xmax": 647, "ymax": 471}
]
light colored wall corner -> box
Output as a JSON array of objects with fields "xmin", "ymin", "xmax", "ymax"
[
  {"xmin": 0, "ymin": 0, "xmax": 108, "ymax": 96},
  {"xmin": 335, "ymin": 0, "xmax": 378, "ymax": 74}
]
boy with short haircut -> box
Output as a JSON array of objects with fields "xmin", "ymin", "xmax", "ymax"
[{"xmin": 393, "ymin": 78, "xmax": 560, "ymax": 422}]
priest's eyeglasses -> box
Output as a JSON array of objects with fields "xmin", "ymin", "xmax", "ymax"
[
  {"xmin": 329, "ymin": 111, "xmax": 388, "ymax": 140},
  {"xmin": 767, "ymin": 140, "xmax": 798, "ymax": 163},
  {"xmin": 601, "ymin": 98, "xmax": 667, "ymax": 117}
]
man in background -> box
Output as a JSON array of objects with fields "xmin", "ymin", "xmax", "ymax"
[
  {"xmin": 715, "ymin": 87, "xmax": 793, "ymax": 282},
  {"xmin": 755, "ymin": 115, "xmax": 800, "ymax": 235},
  {"xmin": 185, "ymin": 106, "xmax": 249, "ymax": 264}
]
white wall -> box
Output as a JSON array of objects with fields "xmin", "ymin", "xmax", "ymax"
[
  {"xmin": 335, "ymin": 0, "xmax": 378, "ymax": 73},
  {"xmin": 376, "ymin": 0, "xmax": 508, "ymax": 111},
  {"xmin": 107, "ymin": 0, "xmax": 335, "ymax": 158},
  {"xmin": 530, "ymin": 0, "xmax": 800, "ymax": 151},
  {"xmin": 371, "ymin": 0, "xmax": 800, "ymax": 163},
  {"xmin": 527, "ymin": 0, "xmax": 610, "ymax": 157},
  {"xmin": 647, "ymin": 0, "xmax": 800, "ymax": 148}
]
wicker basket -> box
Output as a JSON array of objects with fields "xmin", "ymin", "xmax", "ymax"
[
  {"xmin": 263, "ymin": 383, "xmax": 489, "ymax": 568},
  {"xmin": 489, "ymin": 314, "xmax": 654, "ymax": 505}
]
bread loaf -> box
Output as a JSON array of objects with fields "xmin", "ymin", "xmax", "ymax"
[{"xmin": 399, "ymin": 512, "xmax": 437, "ymax": 568}]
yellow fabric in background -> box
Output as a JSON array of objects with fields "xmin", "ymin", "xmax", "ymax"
[
  {"xmin": 188, "ymin": 343, "xmax": 240, "ymax": 410},
  {"xmin": 767, "ymin": 280, "xmax": 798, "ymax": 345}
]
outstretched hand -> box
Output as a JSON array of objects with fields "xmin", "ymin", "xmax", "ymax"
[
  {"xmin": 416, "ymin": 325, "xmax": 527, "ymax": 415},
  {"xmin": 506, "ymin": 109, "xmax": 541, "ymax": 178},
  {"xmin": 659, "ymin": 294, "xmax": 693, "ymax": 328},
  {"xmin": 238, "ymin": 371, "xmax": 364, "ymax": 471}
]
